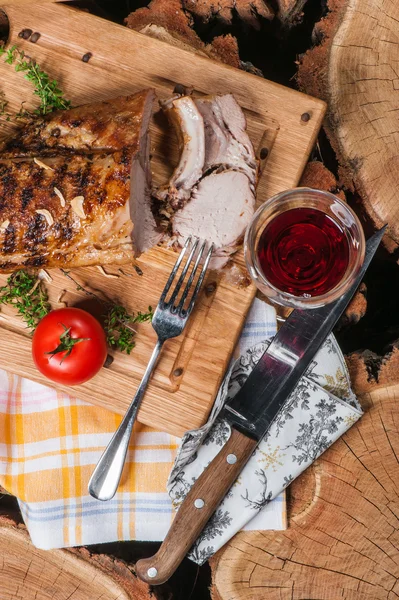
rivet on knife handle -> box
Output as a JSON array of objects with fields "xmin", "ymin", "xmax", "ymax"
[{"xmin": 135, "ymin": 427, "xmax": 257, "ymax": 585}]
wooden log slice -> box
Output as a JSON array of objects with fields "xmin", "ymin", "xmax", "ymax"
[
  {"xmin": 298, "ymin": 0, "xmax": 399, "ymax": 252},
  {"xmin": 0, "ymin": 515, "xmax": 155, "ymax": 600},
  {"xmin": 210, "ymin": 385, "xmax": 399, "ymax": 599}
]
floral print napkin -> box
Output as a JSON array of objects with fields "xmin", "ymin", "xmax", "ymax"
[{"xmin": 167, "ymin": 334, "xmax": 362, "ymax": 564}]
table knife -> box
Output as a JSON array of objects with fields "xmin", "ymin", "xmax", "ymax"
[{"xmin": 135, "ymin": 226, "xmax": 385, "ymax": 585}]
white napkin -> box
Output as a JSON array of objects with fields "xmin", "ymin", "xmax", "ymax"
[{"xmin": 167, "ymin": 304, "xmax": 362, "ymax": 564}]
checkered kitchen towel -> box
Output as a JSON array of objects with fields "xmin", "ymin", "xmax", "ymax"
[{"xmin": 0, "ymin": 298, "xmax": 283, "ymax": 550}]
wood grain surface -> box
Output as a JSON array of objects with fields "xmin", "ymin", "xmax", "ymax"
[
  {"xmin": 0, "ymin": 514, "xmax": 154, "ymax": 600},
  {"xmin": 210, "ymin": 383, "xmax": 399, "ymax": 599},
  {"xmin": 299, "ymin": 0, "xmax": 399, "ymax": 251},
  {"xmin": 0, "ymin": 2, "xmax": 325, "ymax": 436}
]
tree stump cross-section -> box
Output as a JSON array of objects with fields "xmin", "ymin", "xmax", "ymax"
[
  {"xmin": 0, "ymin": 515, "xmax": 156, "ymax": 600},
  {"xmin": 211, "ymin": 384, "xmax": 399, "ymax": 599},
  {"xmin": 299, "ymin": 0, "xmax": 399, "ymax": 253}
]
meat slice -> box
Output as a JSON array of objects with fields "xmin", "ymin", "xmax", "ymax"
[
  {"xmin": 172, "ymin": 169, "xmax": 256, "ymax": 269},
  {"xmin": 195, "ymin": 94, "xmax": 257, "ymax": 185},
  {"xmin": 0, "ymin": 90, "xmax": 160, "ymax": 272},
  {"xmin": 156, "ymin": 95, "xmax": 205, "ymax": 209},
  {"xmin": 128, "ymin": 91, "xmax": 163, "ymax": 254},
  {"xmin": 0, "ymin": 90, "xmax": 154, "ymax": 158},
  {"xmin": 160, "ymin": 92, "xmax": 258, "ymax": 269}
]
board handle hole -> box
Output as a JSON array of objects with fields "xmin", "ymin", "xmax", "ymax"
[{"xmin": 0, "ymin": 10, "xmax": 9, "ymax": 46}]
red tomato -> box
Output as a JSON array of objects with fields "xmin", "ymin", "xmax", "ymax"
[{"xmin": 32, "ymin": 308, "xmax": 108, "ymax": 386}]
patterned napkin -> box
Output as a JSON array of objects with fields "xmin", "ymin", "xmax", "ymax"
[
  {"xmin": 168, "ymin": 322, "xmax": 363, "ymax": 564},
  {"xmin": 0, "ymin": 299, "xmax": 284, "ymax": 549}
]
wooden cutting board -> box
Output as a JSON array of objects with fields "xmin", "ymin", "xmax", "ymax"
[{"xmin": 0, "ymin": 3, "xmax": 326, "ymax": 437}]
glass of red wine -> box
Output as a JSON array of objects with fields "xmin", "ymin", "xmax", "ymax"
[{"xmin": 244, "ymin": 188, "xmax": 366, "ymax": 309}]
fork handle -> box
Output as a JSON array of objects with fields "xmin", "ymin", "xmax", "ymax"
[{"xmin": 88, "ymin": 339, "xmax": 164, "ymax": 501}]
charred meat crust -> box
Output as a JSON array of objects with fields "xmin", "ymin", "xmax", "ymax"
[
  {"xmin": 0, "ymin": 90, "xmax": 158, "ymax": 272},
  {"xmin": 0, "ymin": 91, "xmax": 153, "ymax": 158},
  {"xmin": 0, "ymin": 153, "xmax": 133, "ymax": 270}
]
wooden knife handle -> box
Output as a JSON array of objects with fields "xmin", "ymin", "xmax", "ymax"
[{"xmin": 135, "ymin": 427, "xmax": 257, "ymax": 585}]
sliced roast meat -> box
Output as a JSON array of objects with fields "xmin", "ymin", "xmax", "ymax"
[
  {"xmin": 0, "ymin": 90, "xmax": 161, "ymax": 271},
  {"xmin": 172, "ymin": 169, "xmax": 256, "ymax": 269},
  {"xmin": 130, "ymin": 91, "xmax": 163, "ymax": 254},
  {"xmin": 156, "ymin": 95, "xmax": 205, "ymax": 209},
  {"xmin": 0, "ymin": 91, "xmax": 156, "ymax": 158},
  {"xmin": 195, "ymin": 94, "xmax": 257, "ymax": 185},
  {"xmin": 159, "ymin": 92, "xmax": 257, "ymax": 269},
  {"xmin": 0, "ymin": 153, "xmax": 134, "ymax": 271}
]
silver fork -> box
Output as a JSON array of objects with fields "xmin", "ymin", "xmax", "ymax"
[{"xmin": 88, "ymin": 237, "xmax": 213, "ymax": 501}]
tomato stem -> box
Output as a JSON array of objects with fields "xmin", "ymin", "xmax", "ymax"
[{"xmin": 46, "ymin": 323, "xmax": 90, "ymax": 364}]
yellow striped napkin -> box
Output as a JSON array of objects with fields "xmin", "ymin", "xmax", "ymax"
[{"xmin": 0, "ymin": 299, "xmax": 282, "ymax": 549}]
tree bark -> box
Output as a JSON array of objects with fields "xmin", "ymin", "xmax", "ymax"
[
  {"xmin": 300, "ymin": 159, "xmax": 345, "ymax": 201},
  {"xmin": 125, "ymin": 0, "xmax": 241, "ymax": 68},
  {"xmin": 182, "ymin": 0, "xmax": 274, "ymax": 28},
  {"xmin": 0, "ymin": 515, "xmax": 156, "ymax": 600},
  {"xmin": 126, "ymin": 0, "xmax": 310, "ymax": 39},
  {"xmin": 275, "ymin": 0, "xmax": 309, "ymax": 26},
  {"xmin": 298, "ymin": 0, "xmax": 399, "ymax": 253},
  {"xmin": 182, "ymin": 0, "xmax": 310, "ymax": 28},
  {"xmin": 210, "ymin": 383, "xmax": 399, "ymax": 599},
  {"xmin": 346, "ymin": 344, "xmax": 399, "ymax": 393}
]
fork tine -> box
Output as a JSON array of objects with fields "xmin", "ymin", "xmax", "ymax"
[
  {"xmin": 177, "ymin": 240, "xmax": 206, "ymax": 312},
  {"xmin": 168, "ymin": 237, "xmax": 200, "ymax": 307},
  {"xmin": 159, "ymin": 236, "xmax": 192, "ymax": 304},
  {"xmin": 179, "ymin": 242, "xmax": 214, "ymax": 316}
]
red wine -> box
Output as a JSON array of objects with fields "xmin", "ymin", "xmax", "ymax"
[{"xmin": 257, "ymin": 207, "xmax": 350, "ymax": 297}]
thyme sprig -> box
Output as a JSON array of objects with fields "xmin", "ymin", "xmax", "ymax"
[
  {"xmin": 0, "ymin": 44, "xmax": 71, "ymax": 117},
  {"xmin": 0, "ymin": 267, "xmax": 152, "ymax": 353},
  {"xmin": 104, "ymin": 305, "xmax": 153, "ymax": 355},
  {"xmin": 60, "ymin": 269, "xmax": 99, "ymax": 300},
  {"xmin": 0, "ymin": 270, "xmax": 51, "ymax": 330},
  {"xmin": 61, "ymin": 269, "xmax": 153, "ymax": 354}
]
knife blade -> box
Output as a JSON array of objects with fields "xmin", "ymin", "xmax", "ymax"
[{"xmin": 135, "ymin": 226, "xmax": 386, "ymax": 585}]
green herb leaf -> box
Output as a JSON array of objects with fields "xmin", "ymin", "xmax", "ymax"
[
  {"xmin": 0, "ymin": 270, "xmax": 51, "ymax": 330},
  {"xmin": 59, "ymin": 270, "xmax": 153, "ymax": 355},
  {"xmin": 103, "ymin": 304, "xmax": 153, "ymax": 355},
  {"xmin": 1, "ymin": 45, "xmax": 71, "ymax": 117}
]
